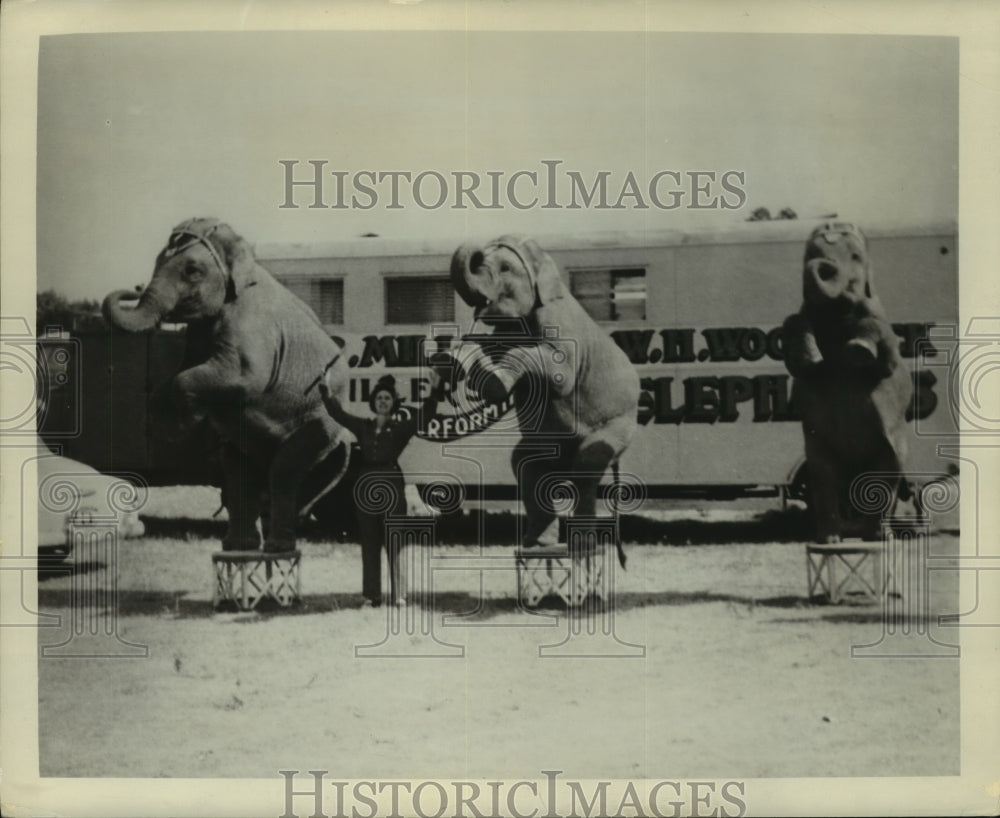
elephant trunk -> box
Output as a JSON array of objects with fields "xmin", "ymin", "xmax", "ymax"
[
  {"xmin": 803, "ymin": 258, "xmax": 855, "ymax": 310},
  {"xmin": 449, "ymin": 243, "xmax": 488, "ymax": 310},
  {"xmin": 102, "ymin": 284, "xmax": 177, "ymax": 332}
]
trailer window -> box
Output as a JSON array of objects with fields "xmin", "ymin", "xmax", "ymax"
[
  {"xmin": 385, "ymin": 276, "xmax": 455, "ymax": 325},
  {"xmin": 279, "ymin": 278, "xmax": 345, "ymax": 325},
  {"xmin": 570, "ymin": 268, "xmax": 646, "ymax": 321}
]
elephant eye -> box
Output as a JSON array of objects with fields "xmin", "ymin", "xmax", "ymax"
[
  {"xmin": 183, "ymin": 262, "xmax": 204, "ymax": 280},
  {"xmin": 499, "ymin": 262, "xmax": 511, "ymax": 273},
  {"xmin": 851, "ymin": 252, "xmax": 863, "ymax": 262}
]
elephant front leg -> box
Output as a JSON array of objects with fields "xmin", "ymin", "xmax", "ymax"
[
  {"xmin": 782, "ymin": 313, "xmax": 824, "ymax": 378},
  {"xmin": 172, "ymin": 357, "xmax": 242, "ymax": 431},
  {"xmin": 220, "ymin": 446, "xmax": 264, "ymax": 551},
  {"xmin": 844, "ymin": 314, "xmax": 898, "ymax": 377}
]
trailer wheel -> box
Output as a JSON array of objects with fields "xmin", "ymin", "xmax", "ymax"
[
  {"xmin": 787, "ymin": 461, "xmax": 810, "ymax": 505},
  {"xmin": 38, "ymin": 545, "xmax": 72, "ymax": 569}
]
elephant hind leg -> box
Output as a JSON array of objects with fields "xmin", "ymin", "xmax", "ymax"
[
  {"xmin": 512, "ymin": 442, "xmax": 567, "ymax": 548},
  {"xmin": 571, "ymin": 437, "xmax": 619, "ymax": 518},
  {"xmin": 571, "ymin": 415, "xmax": 635, "ymax": 519},
  {"xmin": 804, "ymin": 436, "xmax": 842, "ymax": 543},
  {"xmin": 221, "ymin": 445, "xmax": 264, "ymax": 551},
  {"xmin": 265, "ymin": 418, "xmax": 339, "ymax": 552},
  {"xmin": 851, "ymin": 446, "xmax": 904, "ymax": 541},
  {"xmin": 570, "ymin": 434, "xmax": 628, "ymax": 564}
]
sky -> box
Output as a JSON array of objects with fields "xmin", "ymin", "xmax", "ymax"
[{"xmin": 36, "ymin": 31, "xmax": 957, "ymax": 300}]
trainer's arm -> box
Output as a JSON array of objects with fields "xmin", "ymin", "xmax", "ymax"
[{"xmin": 318, "ymin": 383, "xmax": 367, "ymax": 439}]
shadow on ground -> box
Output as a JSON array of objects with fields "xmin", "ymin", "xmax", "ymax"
[
  {"xmin": 36, "ymin": 581, "xmax": 922, "ymax": 627},
  {"xmin": 138, "ymin": 506, "xmax": 816, "ymax": 546}
]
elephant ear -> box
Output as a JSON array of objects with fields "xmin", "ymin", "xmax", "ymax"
[
  {"xmin": 496, "ymin": 235, "xmax": 566, "ymax": 305},
  {"xmin": 169, "ymin": 218, "xmax": 256, "ymax": 301},
  {"xmin": 854, "ymin": 227, "xmax": 892, "ymax": 317},
  {"xmin": 863, "ymin": 257, "xmax": 888, "ymax": 317},
  {"xmin": 208, "ymin": 222, "xmax": 257, "ymax": 300},
  {"xmin": 831, "ymin": 222, "xmax": 880, "ymax": 303},
  {"xmin": 853, "ymin": 225, "xmax": 878, "ymax": 301}
]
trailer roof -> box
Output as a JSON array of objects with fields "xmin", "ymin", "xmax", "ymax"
[{"xmin": 254, "ymin": 219, "xmax": 957, "ymax": 261}]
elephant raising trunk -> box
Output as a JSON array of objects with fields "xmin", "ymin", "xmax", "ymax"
[
  {"xmin": 781, "ymin": 222, "xmax": 913, "ymax": 542},
  {"xmin": 100, "ymin": 217, "xmax": 352, "ymax": 553},
  {"xmin": 102, "ymin": 285, "xmax": 179, "ymax": 333},
  {"xmin": 440, "ymin": 235, "xmax": 639, "ymax": 565}
]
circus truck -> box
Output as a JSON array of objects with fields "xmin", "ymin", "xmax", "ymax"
[
  {"xmin": 254, "ymin": 219, "xmax": 959, "ymax": 507},
  {"xmin": 38, "ymin": 218, "xmax": 959, "ymax": 521}
]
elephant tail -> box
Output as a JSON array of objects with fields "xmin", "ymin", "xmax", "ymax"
[
  {"xmin": 611, "ymin": 460, "xmax": 627, "ymax": 570},
  {"xmin": 298, "ymin": 437, "xmax": 353, "ymax": 518}
]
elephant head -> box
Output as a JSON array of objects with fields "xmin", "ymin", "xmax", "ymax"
[
  {"xmin": 103, "ymin": 218, "xmax": 257, "ymax": 331},
  {"xmin": 450, "ymin": 235, "xmax": 567, "ymax": 328},
  {"xmin": 802, "ymin": 222, "xmax": 878, "ymax": 313}
]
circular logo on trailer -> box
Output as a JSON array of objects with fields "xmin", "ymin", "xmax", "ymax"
[{"xmin": 411, "ymin": 390, "xmax": 519, "ymax": 442}]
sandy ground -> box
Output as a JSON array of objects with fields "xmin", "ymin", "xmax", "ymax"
[{"xmin": 36, "ymin": 488, "xmax": 960, "ymax": 780}]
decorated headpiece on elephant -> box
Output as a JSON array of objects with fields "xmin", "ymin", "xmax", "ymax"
[
  {"xmin": 781, "ymin": 222, "xmax": 913, "ymax": 542},
  {"xmin": 442, "ymin": 235, "xmax": 640, "ymax": 562},
  {"xmin": 103, "ymin": 218, "xmax": 352, "ymax": 552}
]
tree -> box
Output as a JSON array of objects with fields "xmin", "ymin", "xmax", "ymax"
[{"xmin": 36, "ymin": 290, "xmax": 105, "ymax": 334}]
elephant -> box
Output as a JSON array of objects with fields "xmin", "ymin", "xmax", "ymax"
[
  {"xmin": 781, "ymin": 222, "xmax": 913, "ymax": 542},
  {"xmin": 103, "ymin": 218, "xmax": 351, "ymax": 552},
  {"xmin": 444, "ymin": 235, "xmax": 640, "ymax": 559}
]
